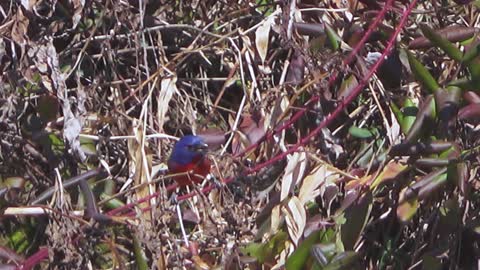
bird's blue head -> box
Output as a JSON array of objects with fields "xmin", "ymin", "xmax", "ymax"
[{"xmin": 169, "ymin": 135, "xmax": 208, "ymax": 165}]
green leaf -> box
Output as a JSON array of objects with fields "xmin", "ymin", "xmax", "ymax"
[
  {"xmin": 49, "ymin": 133, "xmax": 65, "ymax": 156},
  {"xmin": 323, "ymin": 251, "xmax": 360, "ymax": 270},
  {"xmin": 462, "ymin": 40, "xmax": 480, "ymax": 80},
  {"xmin": 133, "ymin": 235, "xmax": 148, "ymax": 270},
  {"xmin": 462, "ymin": 42, "xmax": 480, "ymax": 63},
  {"xmin": 448, "ymin": 77, "xmax": 480, "ymax": 90},
  {"xmin": 243, "ymin": 231, "xmax": 288, "ymax": 264},
  {"xmin": 80, "ymin": 137, "xmax": 97, "ymax": 156},
  {"xmin": 417, "ymin": 171, "xmax": 448, "ymax": 200},
  {"xmin": 419, "ymin": 24, "xmax": 463, "ymax": 61},
  {"xmin": 348, "ymin": 126, "xmax": 373, "ymax": 139},
  {"xmin": 390, "ymin": 102, "xmax": 403, "ymax": 123},
  {"xmin": 405, "ymin": 49, "xmax": 441, "ymax": 93},
  {"xmin": 100, "ymin": 193, "xmax": 126, "ymax": 210},
  {"xmin": 286, "ymin": 230, "xmax": 326, "ymax": 270},
  {"xmin": 325, "ymin": 24, "xmax": 341, "ymax": 51},
  {"xmin": 405, "ymin": 95, "xmax": 436, "ymax": 142},
  {"xmin": 401, "ymin": 168, "xmax": 448, "ymax": 203},
  {"xmin": 401, "ymin": 98, "xmax": 418, "ymax": 134},
  {"xmin": 8, "ymin": 228, "xmax": 30, "ymax": 253}
]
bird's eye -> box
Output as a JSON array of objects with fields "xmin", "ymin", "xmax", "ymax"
[{"xmin": 186, "ymin": 145, "xmax": 195, "ymax": 151}]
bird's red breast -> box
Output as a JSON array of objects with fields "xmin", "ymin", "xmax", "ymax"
[
  {"xmin": 168, "ymin": 135, "xmax": 211, "ymax": 186},
  {"xmin": 168, "ymin": 156, "xmax": 211, "ymax": 186}
]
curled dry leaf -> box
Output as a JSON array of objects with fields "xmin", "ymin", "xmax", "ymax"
[
  {"xmin": 283, "ymin": 196, "xmax": 306, "ymax": 246},
  {"xmin": 321, "ymin": 183, "xmax": 339, "ymax": 217},
  {"xmin": 280, "ymin": 151, "xmax": 307, "ymax": 201},
  {"xmin": 346, "ymin": 159, "xmax": 408, "ymax": 191},
  {"xmin": 11, "ymin": 7, "xmax": 29, "ymax": 47},
  {"xmin": 231, "ymin": 114, "xmax": 267, "ymax": 156},
  {"xmin": 298, "ymin": 164, "xmax": 327, "ymax": 205},
  {"xmin": 294, "ymin": 23, "xmax": 325, "ymax": 37},
  {"xmin": 397, "ymin": 197, "xmax": 419, "ymax": 222},
  {"xmin": 270, "ymin": 204, "xmax": 282, "ymax": 236},
  {"xmin": 338, "ymin": 74, "xmax": 359, "ymax": 101},
  {"xmin": 255, "ymin": 13, "xmax": 276, "ymax": 64},
  {"xmin": 192, "ymin": 255, "xmax": 211, "ymax": 270},
  {"xmin": 390, "ymin": 140, "xmax": 454, "ymax": 156},
  {"xmin": 285, "ymin": 50, "xmax": 305, "ymax": 86},
  {"xmin": 157, "ymin": 76, "xmax": 178, "ymax": 132},
  {"xmin": 370, "ymin": 159, "xmax": 408, "ymax": 190},
  {"xmin": 30, "ymin": 39, "xmax": 86, "ymax": 161},
  {"xmin": 182, "ymin": 209, "xmax": 201, "ymax": 224},
  {"xmin": 71, "ymin": 0, "xmax": 85, "ymax": 29},
  {"xmin": 267, "ymin": 93, "xmax": 289, "ymax": 129},
  {"xmin": 463, "ymin": 91, "xmax": 480, "ymax": 104},
  {"xmin": 458, "ymin": 103, "xmax": 480, "ymax": 124},
  {"xmin": 303, "ymin": 214, "xmax": 333, "ymax": 238},
  {"xmin": 128, "ymin": 119, "xmax": 153, "ymax": 221}
]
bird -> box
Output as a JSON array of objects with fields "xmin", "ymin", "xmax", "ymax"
[{"xmin": 167, "ymin": 135, "xmax": 211, "ymax": 186}]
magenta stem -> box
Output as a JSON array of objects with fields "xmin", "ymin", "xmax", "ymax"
[
  {"xmin": 175, "ymin": 0, "xmax": 418, "ymax": 202},
  {"xmin": 19, "ymin": 247, "xmax": 48, "ymax": 270},
  {"xmin": 110, "ymin": 0, "xmax": 417, "ymax": 210}
]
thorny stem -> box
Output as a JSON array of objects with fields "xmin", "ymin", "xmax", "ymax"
[
  {"xmin": 109, "ymin": 0, "xmax": 416, "ymax": 215},
  {"xmin": 177, "ymin": 0, "xmax": 418, "ymax": 202},
  {"xmin": 245, "ymin": 0, "xmax": 417, "ymax": 174},
  {"xmin": 344, "ymin": 0, "xmax": 394, "ymax": 65},
  {"xmin": 19, "ymin": 247, "xmax": 48, "ymax": 270},
  {"xmin": 20, "ymin": 2, "xmax": 421, "ymax": 269},
  {"xmin": 232, "ymin": 0, "xmax": 393, "ymax": 160}
]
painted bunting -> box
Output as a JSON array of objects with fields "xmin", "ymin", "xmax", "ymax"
[{"xmin": 167, "ymin": 135, "xmax": 211, "ymax": 186}]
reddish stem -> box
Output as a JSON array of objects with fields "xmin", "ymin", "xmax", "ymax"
[
  {"xmin": 19, "ymin": 247, "xmax": 48, "ymax": 270},
  {"xmin": 20, "ymin": 3, "xmax": 418, "ymax": 269},
  {"xmin": 111, "ymin": 0, "xmax": 415, "ymax": 215},
  {"xmin": 174, "ymin": 0, "xmax": 418, "ymax": 202},
  {"xmin": 245, "ymin": 0, "xmax": 417, "ymax": 174},
  {"xmin": 232, "ymin": 95, "xmax": 320, "ymax": 158},
  {"xmin": 344, "ymin": 0, "xmax": 394, "ymax": 65},
  {"xmin": 232, "ymin": 0, "xmax": 393, "ymax": 160}
]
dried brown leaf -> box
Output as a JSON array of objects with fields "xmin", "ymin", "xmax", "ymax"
[
  {"xmin": 71, "ymin": 0, "xmax": 85, "ymax": 28},
  {"xmin": 255, "ymin": 16, "xmax": 274, "ymax": 63},
  {"xmin": 281, "ymin": 151, "xmax": 307, "ymax": 201},
  {"xmin": 11, "ymin": 7, "xmax": 29, "ymax": 47},
  {"xmin": 283, "ymin": 196, "xmax": 306, "ymax": 245},
  {"xmin": 298, "ymin": 165, "xmax": 326, "ymax": 205},
  {"xmin": 157, "ymin": 76, "xmax": 178, "ymax": 132},
  {"xmin": 128, "ymin": 119, "xmax": 153, "ymax": 220}
]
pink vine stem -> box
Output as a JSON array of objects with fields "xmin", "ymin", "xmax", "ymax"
[
  {"xmin": 180, "ymin": 0, "xmax": 417, "ymax": 201},
  {"xmin": 21, "ymin": 2, "xmax": 420, "ymax": 268},
  {"xmin": 230, "ymin": 0, "xmax": 394, "ymax": 160},
  {"xmin": 107, "ymin": 0, "xmax": 415, "ymax": 215},
  {"xmin": 245, "ymin": 0, "xmax": 416, "ymax": 174},
  {"xmin": 19, "ymin": 247, "xmax": 48, "ymax": 270}
]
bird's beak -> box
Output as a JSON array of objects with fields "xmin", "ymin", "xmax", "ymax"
[{"xmin": 194, "ymin": 143, "xmax": 209, "ymax": 154}]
